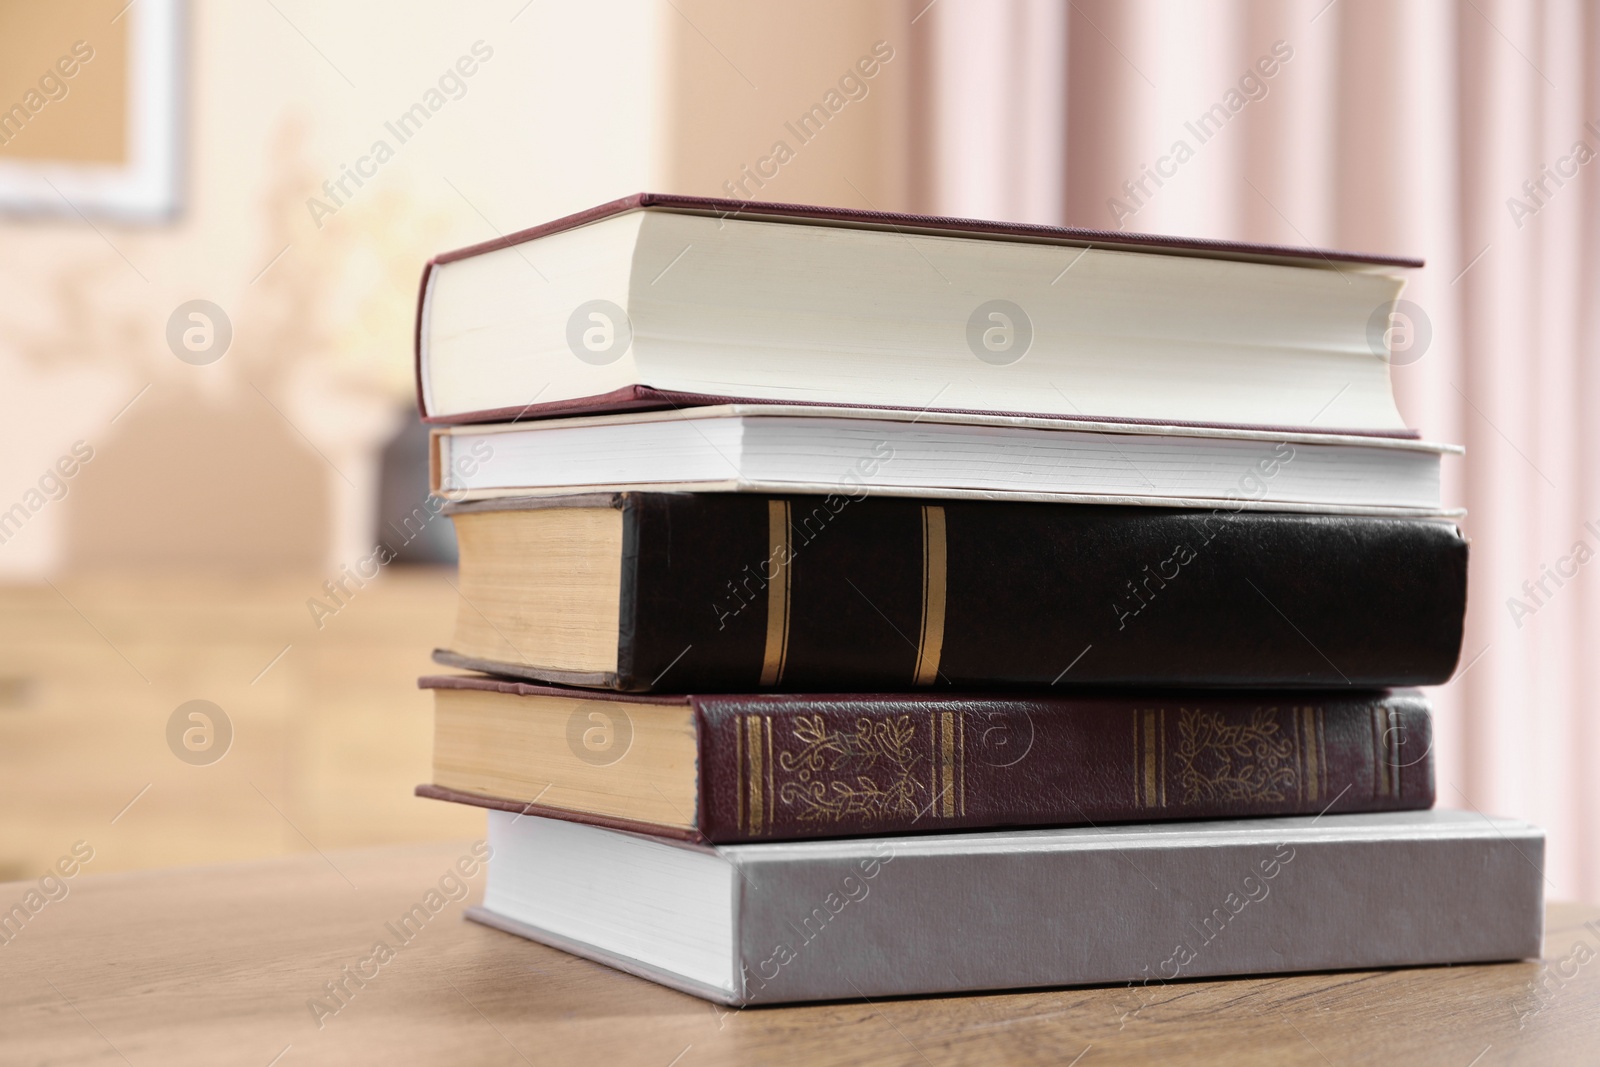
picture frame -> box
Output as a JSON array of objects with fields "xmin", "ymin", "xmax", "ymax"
[{"xmin": 0, "ymin": 0, "xmax": 183, "ymax": 222}]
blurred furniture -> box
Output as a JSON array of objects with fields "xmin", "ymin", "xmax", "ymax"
[
  {"xmin": 0, "ymin": 569, "xmax": 479, "ymax": 881},
  {"xmin": 1, "ymin": 838, "xmax": 1594, "ymax": 1064}
]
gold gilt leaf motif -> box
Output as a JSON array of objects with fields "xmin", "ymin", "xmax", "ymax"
[
  {"xmin": 1174, "ymin": 707, "xmax": 1298, "ymax": 804},
  {"xmin": 775, "ymin": 714, "xmax": 927, "ymax": 823}
]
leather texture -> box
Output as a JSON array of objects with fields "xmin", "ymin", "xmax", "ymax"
[
  {"xmin": 415, "ymin": 675, "xmax": 1435, "ymax": 844},
  {"xmin": 694, "ymin": 688, "xmax": 1434, "ymax": 842},
  {"xmin": 545, "ymin": 494, "xmax": 1468, "ymax": 692}
]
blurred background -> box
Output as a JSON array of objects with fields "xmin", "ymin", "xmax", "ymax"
[{"xmin": 2, "ymin": 0, "xmax": 1597, "ymax": 902}]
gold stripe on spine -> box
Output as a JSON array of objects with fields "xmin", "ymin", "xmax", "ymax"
[
  {"xmin": 1142, "ymin": 711, "xmax": 1158, "ymax": 808},
  {"xmin": 940, "ymin": 711, "xmax": 956, "ymax": 817},
  {"xmin": 746, "ymin": 715, "xmax": 765, "ymax": 835},
  {"xmin": 1390, "ymin": 707, "xmax": 1401, "ymax": 798},
  {"xmin": 1388, "ymin": 703, "xmax": 1401, "ymax": 796},
  {"xmin": 759, "ymin": 501, "xmax": 792, "ymax": 687},
  {"xmin": 1387, "ymin": 706, "xmax": 1400, "ymax": 798},
  {"xmin": 764, "ymin": 715, "xmax": 774, "ymax": 826},
  {"xmin": 735, "ymin": 715, "xmax": 745, "ymax": 834},
  {"xmin": 1318, "ymin": 709, "xmax": 1328, "ymax": 800},
  {"xmin": 1303, "ymin": 707, "xmax": 1319, "ymax": 803},
  {"xmin": 1370, "ymin": 705, "xmax": 1378, "ymax": 798},
  {"xmin": 1378, "ymin": 705, "xmax": 1388, "ymax": 797},
  {"xmin": 913, "ymin": 506, "xmax": 948, "ymax": 686},
  {"xmin": 1372, "ymin": 705, "xmax": 1388, "ymax": 799},
  {"xmin": 957, "ymin": 709, "xmax": 965, "ymax": 816},
  {"xmin": 1133, "ymin": 711, "xmax": 1142, "ymax": 807},
  {"xmin": 1158, "ymin": 708, "xmax": 1166, "ymax": 808}
]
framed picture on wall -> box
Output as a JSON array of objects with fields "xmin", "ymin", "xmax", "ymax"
[{"xmin": 0, "ymin": 0, "xmax": 182, "ymax": 221}]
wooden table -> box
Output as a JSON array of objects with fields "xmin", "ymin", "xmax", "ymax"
[{"xmin": 4, "ymin": 840, "xmax": 1597, "ymax": 1065}]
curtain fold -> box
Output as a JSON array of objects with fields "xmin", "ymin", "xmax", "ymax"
[{"xmin": 918, "ymin": 0, "xmax": 1600, "ymax": 901}]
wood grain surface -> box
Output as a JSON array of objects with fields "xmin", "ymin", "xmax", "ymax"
[{"xmin": 2, "ymin": 838, "xmax": 1596, "ymax": 1065}]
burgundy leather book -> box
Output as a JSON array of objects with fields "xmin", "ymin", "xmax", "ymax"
[
  {"xmin": 416, "ymin": 674, "xmax": 1435, "ymax": 844},
  {"xmin": 415, "ymin": 192, "xmax": 1424, "ymax": 436}
]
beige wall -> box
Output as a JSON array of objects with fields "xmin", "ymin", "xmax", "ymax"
[
  {"xmin": 0, "ymin": 0, "xmax": 674, "ymax": 877},
  {"xmin": 660, "ymin": 0, "xmax": 916, "ymax": 211},
  {"xmin": 0, "ymin": 1, "xmax": 931, "ymax": 578},
  {"xmin": 0, "ymin": 0, "xmax": 940, "ymax": 877},
  {"xmin": 0, "ymin": 0, "xmax": 663, "ymax": 578}
]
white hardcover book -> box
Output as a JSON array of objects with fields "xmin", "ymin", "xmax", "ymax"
[
  {"xmin": 469, "ymin": 809, "xmax": 1544, "ymax": 1005},
  {"xmin": 419, "ymin": 196, "xmax": 1420, "ymax": 433},
  {"xmin": 432, "ymin": 406, "xmax": 1460, "ymax": 516}
]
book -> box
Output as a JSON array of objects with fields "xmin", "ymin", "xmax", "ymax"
[
  {"xmin": 416, "ymin": 193, "xmax": 1421, "ymax": 434},
  {"xmin": 416, "ymin": 675, "xmax": 1437, "ymax": 843},
  {"xmin": 468, "ymin": 809, "xmax": 1545, "ymax": 1005},
  {"xmin": 433, "ymin": 493, "xmax": 1468, "ymax": 692},
  {"xmin": 430, "ymin": 406, "xmax": 1457, "ymax": 514}
]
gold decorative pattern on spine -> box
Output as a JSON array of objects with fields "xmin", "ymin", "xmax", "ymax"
[
  {"xmin": 759, "ymin": 501, "xmax": 792, "ymax": 686},
  {"xmin": 1174, "ymin": 707, "xmax": 1297, "ymax": 803},
  {"xmin": 776, "ymin": 714, "xmax": 924, "ymax": 824},
  {"xmin": 1292, "ymin": 707, "xmax": 1303, "ymax": 804},
  {"xmin": 913, "ymin": 506, "xmax": 947, "ymax": 686}
]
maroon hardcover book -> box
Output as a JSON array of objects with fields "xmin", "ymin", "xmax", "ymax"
[
  {"xmin": 416, "ymin": 675, "xmax": 1435, "ymax": 844},
  {"xmin": 414, "ymin": 192, "xmax": 1424, "ymax": 436}
]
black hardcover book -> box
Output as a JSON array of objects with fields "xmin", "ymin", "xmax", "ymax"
[{"xmin": 436, "ymin": 493, "xmax": 1467, "ymax": 692}]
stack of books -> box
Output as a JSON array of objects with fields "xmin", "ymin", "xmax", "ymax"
[{"xmin": 411, "ymin": 194, "xmax": 1544, "ymax": 1005}]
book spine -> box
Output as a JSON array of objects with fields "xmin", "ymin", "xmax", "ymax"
[
  {"xmin": 620, "ymin": 494, "xmax": 1468, "ymax": 692},
  {"xmin": 695, "ymin": 691, "xmax": 1434, "ymax": 843}
]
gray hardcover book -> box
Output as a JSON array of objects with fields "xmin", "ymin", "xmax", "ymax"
[{"xmin": 468, "ymin": 809, "xmax": 1545, "ymax": 1005}]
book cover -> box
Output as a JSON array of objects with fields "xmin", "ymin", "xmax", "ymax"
[
  {"xmin": 470, "ymin": 809, "xmax": 1545, "ymax": 1005},
  {"xmin": 416, "ymin": 193, "xmax": 1424, "ymax": 432},
  {"xmin": 436, "ymin": 493, "xmax": 1469, "ymax": 692},
  {"xmin": 418, "ymin": 676, "xmax": 1437, "ymax": 844}
]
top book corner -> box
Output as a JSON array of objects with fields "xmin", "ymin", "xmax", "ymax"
[{"xmin": 415, "ymin": 193, "xmax": 1425, "ymax": 437}]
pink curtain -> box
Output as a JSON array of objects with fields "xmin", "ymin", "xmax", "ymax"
[{"xmin": 918, "ymin": 0, "xmax": 1600, "ymax": 901}]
